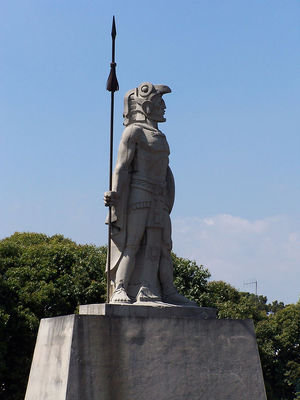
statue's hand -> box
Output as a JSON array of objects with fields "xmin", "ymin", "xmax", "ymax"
[{"xmin": 103, "ymin": 191, "xmax": 119, "ymax": 207}]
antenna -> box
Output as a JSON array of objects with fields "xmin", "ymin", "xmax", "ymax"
[{"xmin": 243, "ymin": 280, "xmax": 258, "ymax": 296}]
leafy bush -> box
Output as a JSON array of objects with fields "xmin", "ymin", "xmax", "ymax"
[{"xmin": 0, "ymin": 232, "xmax": 106, "ymax": 400}]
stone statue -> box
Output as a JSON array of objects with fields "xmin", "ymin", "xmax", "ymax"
[{"xmin": 104, "ymin": 82, "xmax": 196, "ymax": 307}]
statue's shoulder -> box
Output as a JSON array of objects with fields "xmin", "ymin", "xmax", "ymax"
[{"xmin": 121, "ymin": 123, "xmax": 144, "ymax": 143}]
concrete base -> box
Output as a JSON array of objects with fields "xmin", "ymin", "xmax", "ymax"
[
  {"xmin": 79, "ymin": 302, "xmax": 217, "ymax": 319},
  {"xmin": 25, "ymin": 304, "xmax": 267, "ymax": 400}
]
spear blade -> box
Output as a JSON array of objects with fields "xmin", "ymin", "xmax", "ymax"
[
  {"xmin": 106, "ymin": 16, "xmax": 119, "ymax": 92},
  {"xmin": 111, "ymin": 15, "xmax": 116, "ymax": 39}
]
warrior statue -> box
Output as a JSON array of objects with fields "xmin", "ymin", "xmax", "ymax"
[{"xmin": 104, "ymin": 82, "xmax": 196, "ymax": 306}]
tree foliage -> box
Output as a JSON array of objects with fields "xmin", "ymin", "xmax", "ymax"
[
  {"xmin": 0, "ymin": 232, "xmax": 106, "ymax": 400},
  {"xmin": 172, "ymin": 253, "xmax": 210, "ymax": 303},
  {"xmin": 0, "ymin": 232, "xmax": 299, "ymax": 400},
  {"xmin": 256, "ymin": 303, "xmax": 300, "ymax": 400}
]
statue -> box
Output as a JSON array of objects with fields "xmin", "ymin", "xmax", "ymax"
[{"xmin": 104, "ymin": 82, "xmax": 196, "ymax": 307}]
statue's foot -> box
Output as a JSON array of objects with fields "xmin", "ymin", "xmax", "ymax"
[
  {"xmin": 110, "ymin": 287, "xmax": 132, "ymax": 304},
  {"xmin": 163, "ymin": 291, "xmax": 198, "ymax": 307},
  {"xmin": 136, "ymin": 285, "xmax": 161, "ymax": 303}
]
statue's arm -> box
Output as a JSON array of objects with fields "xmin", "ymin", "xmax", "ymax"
[
  {"xmin": 104, "ymin": 126, "xmax": 138, "ymax": 227},
  {"xmin": 104, "ymin": 125, "xmax": 137, "ymax": 206},
  {"xmin": 166, "ymin": 166, "xmax": 175, "ymax": 213},
  {"xmin": 111, "ymin": 126, "xmax": 137, "ymax": 193}
]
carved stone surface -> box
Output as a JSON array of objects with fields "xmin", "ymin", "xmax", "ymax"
[
  {"xmin": 79, "ymin": 303, "xmax": 217, "ymax": 319},
  {"xmin": 25, "ymin": 311, "xmax": 267, "ymax": 400},
  {"xmin": 104, "ymin": 82, "xmax": 195, "ymax": 306}
]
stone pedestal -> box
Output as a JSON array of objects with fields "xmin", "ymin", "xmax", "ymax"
[{"xmin": 25, "ymin": 304, "xmax": 266, "ymax": 400}]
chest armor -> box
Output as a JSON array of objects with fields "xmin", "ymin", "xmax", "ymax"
[
  {"xmin": 131, "ymin": 127, "xmax": 170, "ymax": 183},
  {"xmin": 139, "ymin": 129, "xmax": 170, "ymax": 155}
]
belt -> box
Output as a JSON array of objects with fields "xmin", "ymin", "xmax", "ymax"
[{"xmin": 131, "ymin": 178, "xmax": 166, "ymax": 196}]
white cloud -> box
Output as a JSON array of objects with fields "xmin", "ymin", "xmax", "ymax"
[{"xmin": 172, "ymin": 214, "xmax": 300, "ymax": 304}]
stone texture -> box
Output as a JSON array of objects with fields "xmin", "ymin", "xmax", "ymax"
[
  {"xmin": 25, "ymin": 315, "xmax": 74, "ymax": 400},
  {"xmin": 25, "ymin": 307, "xmax": 267, "ymax": 400},
  {"xmin": 79, "ymin": 303, "xmax": 217, "ymax": 319},
  {"xmin": 104, "ymin": 82, "xmax": 196, "ymax": 307}
]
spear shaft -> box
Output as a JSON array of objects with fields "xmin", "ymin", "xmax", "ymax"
[{"xmin": 106, "ymin": 16, "xmax": 119, "ymax": 303}]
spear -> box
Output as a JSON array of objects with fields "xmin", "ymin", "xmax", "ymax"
[{"xmin": 106, "ymin": 16, "xmax": 119, "ymax": 303}]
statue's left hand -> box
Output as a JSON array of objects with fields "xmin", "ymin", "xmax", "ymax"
[{"xmin": 103, "ymin": 191, "xmax": 119, "ymax": 207}]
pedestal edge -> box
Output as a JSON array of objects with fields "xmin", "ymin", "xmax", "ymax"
[{"xmin": 79, "ymin": 303, "xmax": 217, "ymax": 319}]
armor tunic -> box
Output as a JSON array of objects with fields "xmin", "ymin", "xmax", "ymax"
[{"xmin": 108, "ymin": 122, "xmax": 175, "ymax": 277}]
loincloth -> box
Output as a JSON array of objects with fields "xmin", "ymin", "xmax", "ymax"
[{"xmin": 129, "ymin": 178, "xmax": 169, "ymax": 228}]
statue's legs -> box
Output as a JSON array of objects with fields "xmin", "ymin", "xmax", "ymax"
[
  {"xmin": 133, "ymin": 227, "xmax": 162, "ymax": 302},
  {"xmin": 111, "ymin": 192, "xmax": 197, "ymax": 306},
  {"xmin": 159, "ymin": 245, "xmax": 174, "ymax": 295},
  {"xmin": 159, "ymin": 245, "xmax": 197, "ymax": 306},
  {"xmin": 159, "ymin": 211, "xmax": 179, "ymax": 295},
  {"xmin": 111, "ymin": 208, "xmax": 149, "ymax": 303},
  {"xmin": 128, "ymin": 209, "xmax": 173, "ymax": 302}
]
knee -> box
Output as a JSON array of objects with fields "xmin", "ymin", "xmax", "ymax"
[
  {"xmin": 123, "ymin": 244, "xmax": 140, "ymax": 257},
  {"xmin": 161, "ymin": 243, "xmax": 172, "ymax": 257}
]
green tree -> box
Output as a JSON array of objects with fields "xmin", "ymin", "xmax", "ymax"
[
  {"xmin": 198, "ymin": 280, "xmax": 268, "ymax": 323},
  {"xmin": 0, "ymin": 232, "xmax": 107, "ymax": 400},
  {"xmin": 256, "ymin": 303, "xmax": 300, "ymax": 400},
  {"xmin": 172, "ymin": 253, "xmax": 210, "ymax": 304}
]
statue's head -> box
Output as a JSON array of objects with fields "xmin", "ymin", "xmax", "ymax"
[{"xmin": 123, "ymin": 82, "xmax": 171, "ymax": 126}]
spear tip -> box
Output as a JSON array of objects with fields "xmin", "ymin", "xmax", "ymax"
[{"xmin": 111, "ymin": 16, "xmax": 116, "ymax": 39}]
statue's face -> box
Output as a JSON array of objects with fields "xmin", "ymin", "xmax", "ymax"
[{"xmin": 150, "ymin": 95, "xmax": 166, "ymax": 122}]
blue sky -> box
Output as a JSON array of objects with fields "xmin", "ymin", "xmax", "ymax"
[{"xmin": 1, "ymin": 1, "xmax": 299, "ymax": 304}]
